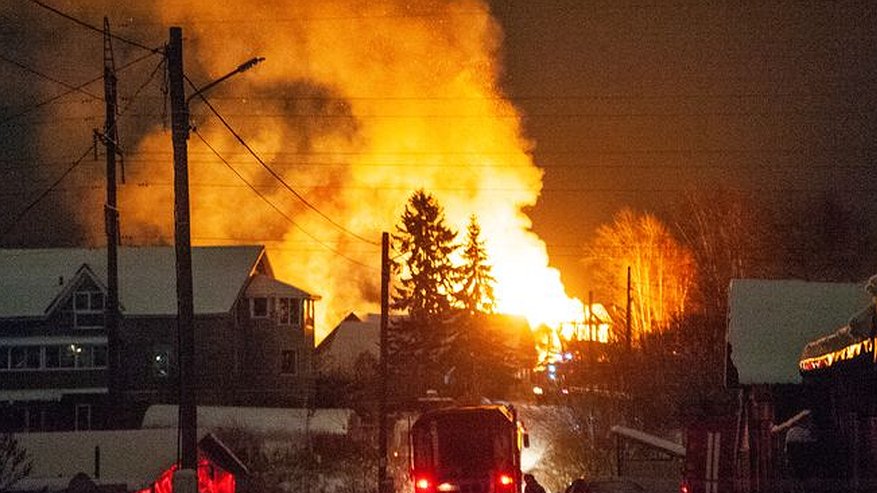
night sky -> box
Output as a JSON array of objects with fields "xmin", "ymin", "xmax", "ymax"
[
  {"xmin": 2, "ymin": 0, "xmax": 876, "ymax": 305},
  {"xmin": 490, "ymin": 1, "xmax": 877, "ymax": 294}
]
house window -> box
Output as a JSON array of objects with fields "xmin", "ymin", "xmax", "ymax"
[
  {"xmin": 45, "ymin": 345, "xmax": 74, "ymax": 368},
  {"xmin": 9, "ymin": 346, "xmax": 41, "ymax": 369},
  {"xmin": 23, "ymin": 408, "xmax": 46, "ymax": 432},
  {"xmin": 0, "ymin": 346, "xmax": 7, "ymax": 369},
  {"xmin": 281, "ymin": 350, "xmax": 297, "ymax": 375},
  {"xmin": 43, "ymin": 344, "xmax": 108, "ymax": 370},
  {"xmin": 75, "ymin": 404, "xmax": 91, "ymax": 431},
  {"xmin": 74, "ymin": 290, "xmax": 105, "ymax": 328},
  {"xmin": 304, "ymin": 299, "xmax": 314, "ymax": 327},
  {"xmin": 250, "ymin": 297, "xmax": 268, "ymax": 318},
  {"xmin": 277, "ymin": 298, "xmax": 301, "ymax": 326}
]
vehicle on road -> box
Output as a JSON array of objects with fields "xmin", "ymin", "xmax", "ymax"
[{"xmin": 410, "ymin": 404, "xmax": 528, "ymax": 493}]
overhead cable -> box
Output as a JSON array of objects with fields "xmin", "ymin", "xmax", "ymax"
[
  {"xmin": 192, "ymin": 128, "xmax": 379, "ymax": 270},
  {"xmin": 188, "ymin": 81, "xmax": 380, "ymax": 246}
]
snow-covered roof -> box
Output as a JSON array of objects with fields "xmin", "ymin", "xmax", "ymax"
[
  {"xmin": 727, "ymin": 278, "xmax": 871, "ymax": 385},
  {"xmin": 14, "ymin": 428, "xmax": 238, "ymax": 491},
  {"xmin": 610, "ymin": 425, "xmax": 686, "ymax": 457},
  {"xmin": 246, "ymin": 273, "xmax": 319, "ymax": 300},
  {"xmin": 799, "ymin": 304, "xmax": 875, "ymax": 372},
  {"xmin": 316, "ymin": 313, "xmax": 380, "ymax": 376},
  {"xmin": 0, "ymin": 246, "xmax": 265, "ymax": 317},
  {"xmin": 140, "ymin": 405, "xmax": 356, "ymax": 435}
]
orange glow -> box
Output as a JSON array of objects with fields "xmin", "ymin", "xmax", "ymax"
[
  {"xmin": 109, "ymin": 0, "xmax": 584, "ymax": 341},
  {"xmin": 135, "ymin": 458, "xmax": 236, "ymax": 493},
  {"xmin": 498, "ymin": 474, "xmax": 514, "ymax": 486},
  {"xmin": 585, "ymin": 209, "xmax": 695, "ymax": 341},
  {"xmin": 416, "ymin": 478, "xmax": 432, "ymax": 491}
]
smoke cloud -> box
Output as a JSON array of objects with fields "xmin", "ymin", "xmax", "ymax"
[{"xmin": 3, "ymin": 0, "xmax": 583, "ymax": 341}]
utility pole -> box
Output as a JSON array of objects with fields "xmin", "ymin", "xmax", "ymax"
[
  {"xmin": 378, "ymin": 232, "xmax": 390, "ymax": 493},
  {"xmin": 167, "ymin": 28, "xmax": 263, "ymax": 481},
  {"xmin": 102, "ymin": 17, "xmax": 122, "ymax": 415},
  {"xmin": 626, "ymin": 266, "xmax": 632, "ymax": 351},
  {"xmin": 167, "ymin": 27, "xmax": 197, "ymax": 476}
]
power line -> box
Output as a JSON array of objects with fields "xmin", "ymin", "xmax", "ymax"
[
  {"xmin": 0, "ymin": 144, "xmax": 95, "ymax": 241},
  {"xmin": 118, "ymin": 57, "xmax": 166, "ymax": 117},
  {"xmin": 0, "ymin": 53, "xmax": 101, "ymax": 101},
  {"xmin": 189, "ymin": 84, "xmax": 380, "ymax": 246},
  {"xmin": 8, "ymin": 159, "xmax": 876, "ymax": 172},
  {"xmin": 26, "ymin": 0, "xmax": 162, "ymax": 54},
  {"xmin": 108, "ymin": 107, "xmax": 877, "ymax": 119},
  {"xmin": 191, "ymin": 128, "xmax": 379, "ymax": 270},
  {"xmin": 0, "ymin": 50, "xmax": 160, "ymax": 125}
]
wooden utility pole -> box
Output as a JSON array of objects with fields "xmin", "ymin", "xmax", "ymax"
[
  {"xmin": 168, "ymin": 26, "xmax": 197, "ymax": 473},
  {"xmin": 626, "ymin": 266, "xmax": 632, "ymax": 351},
  {"xmin": 378, "ymin": 232, "xmax": 390, "ymax": 493},
  {"xmin": 102, "ymin": 17, "xmax": 122, "ymax": 411}
]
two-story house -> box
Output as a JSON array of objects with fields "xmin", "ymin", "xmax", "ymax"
[{"xmin": 0, "ymin": 245, "xmax": 319, "ymax": 432}]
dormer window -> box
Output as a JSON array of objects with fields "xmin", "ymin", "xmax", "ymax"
[
  {"xmin": 277, "ymin": 298, "xmax": 301, "ymax": 326},
  {"xmin": 73, "ymin": 290, "xmax": 105, "ymax": 328}
]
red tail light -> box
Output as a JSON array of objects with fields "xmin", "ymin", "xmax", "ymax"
[
  {"xmin": 679, "ymin": 480, "xmax": 689, "ymax": 493},
  {"xmin": 416, "ymin": 477, "xmax": 434, "ymax": 493},
  {"xmin": 496, "ymin": 473, "xmax": 515, "ymax": 491}
]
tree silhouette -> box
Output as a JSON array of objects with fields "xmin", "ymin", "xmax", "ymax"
[
  {"xmin": 390, "ymin": 189, "xmax": 461, "ymax": 399},
  {"xmin": 457, "ymin": 215, "xmax": 496, "ymax": 315},
  {"xmin": 583, "ymin": 208, "xmax": 695, "ymax": 343}
]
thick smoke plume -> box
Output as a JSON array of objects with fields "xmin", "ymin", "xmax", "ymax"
[{"xmin": 5, "ymin": 0, "xmax": 583, "ymax": 340}]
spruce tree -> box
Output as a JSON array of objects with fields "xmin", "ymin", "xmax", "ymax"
[
  {"xmin": 390, "ymin": 189, "xmax": 460, "ymax": 399},
  {"xmin": 458, "ymin": 215, "xmax": 496, "ymax": 315}
]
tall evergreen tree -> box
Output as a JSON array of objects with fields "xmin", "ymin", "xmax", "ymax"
[
  {"xmin": 389, "ymin": 189, "xmax": 461, "ymax": 399},
  {"xmin": 457, "ymin": 215, "xmax": 496, "ymax": 315}
]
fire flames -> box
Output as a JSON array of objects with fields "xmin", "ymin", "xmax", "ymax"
[{"xmin": 106, "ymin": 0, "xmax": 586, "ymax": 341}]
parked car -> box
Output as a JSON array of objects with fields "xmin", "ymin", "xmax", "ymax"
[{"xmin": 564, "ymin": 477, "xmax": 646, "ymax": 493}]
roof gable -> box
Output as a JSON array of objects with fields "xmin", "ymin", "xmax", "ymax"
[
  {"xmin": 44, "ymin": 263, "xmax": 109, "ymax": 316},
  {"xmin": 317, "ymin": 313, "xmax": 380, "ymax": 375},
  {"xmin": 0, "ymin": 246, "xmax": 265, "ymax": 318},
  {"xmin": 245, "ymin": 273, "xmax": 319, "ymax": 300}
]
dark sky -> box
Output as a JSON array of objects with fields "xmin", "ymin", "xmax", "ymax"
[
  {"xmin": 2, "ymin": 1, "xmax": 876, "ymax": 304},
  {"xmin": 489, "ymin": 0, "xmax": 877, "ymax": 294}
]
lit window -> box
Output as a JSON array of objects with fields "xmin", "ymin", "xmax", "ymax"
[
  {"xmin": 151, "ymin": 347, "xmax": 171, "ymax": 378},
  {"xmin": 304, "ymin": 299, "xmax": 314, "ymax": 327},
  {"xmin": 43, "ymin": 344, "xmax": 107, "ymax": 369},
  {"xmin": 277, "ymin": 298, "xmax": 301, "ymax": 326},
  {"xmin": 76, "ymin": 345, "xmax": 94, "ymax": 368},
  {"xmin": 281, "ymin": 350, "xmax": 297, "ymax": 375}
]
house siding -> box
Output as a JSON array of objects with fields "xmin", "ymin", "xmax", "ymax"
[{"xmin": 0, "ymin": 246, "xmax": 316, "ymax": 432}]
